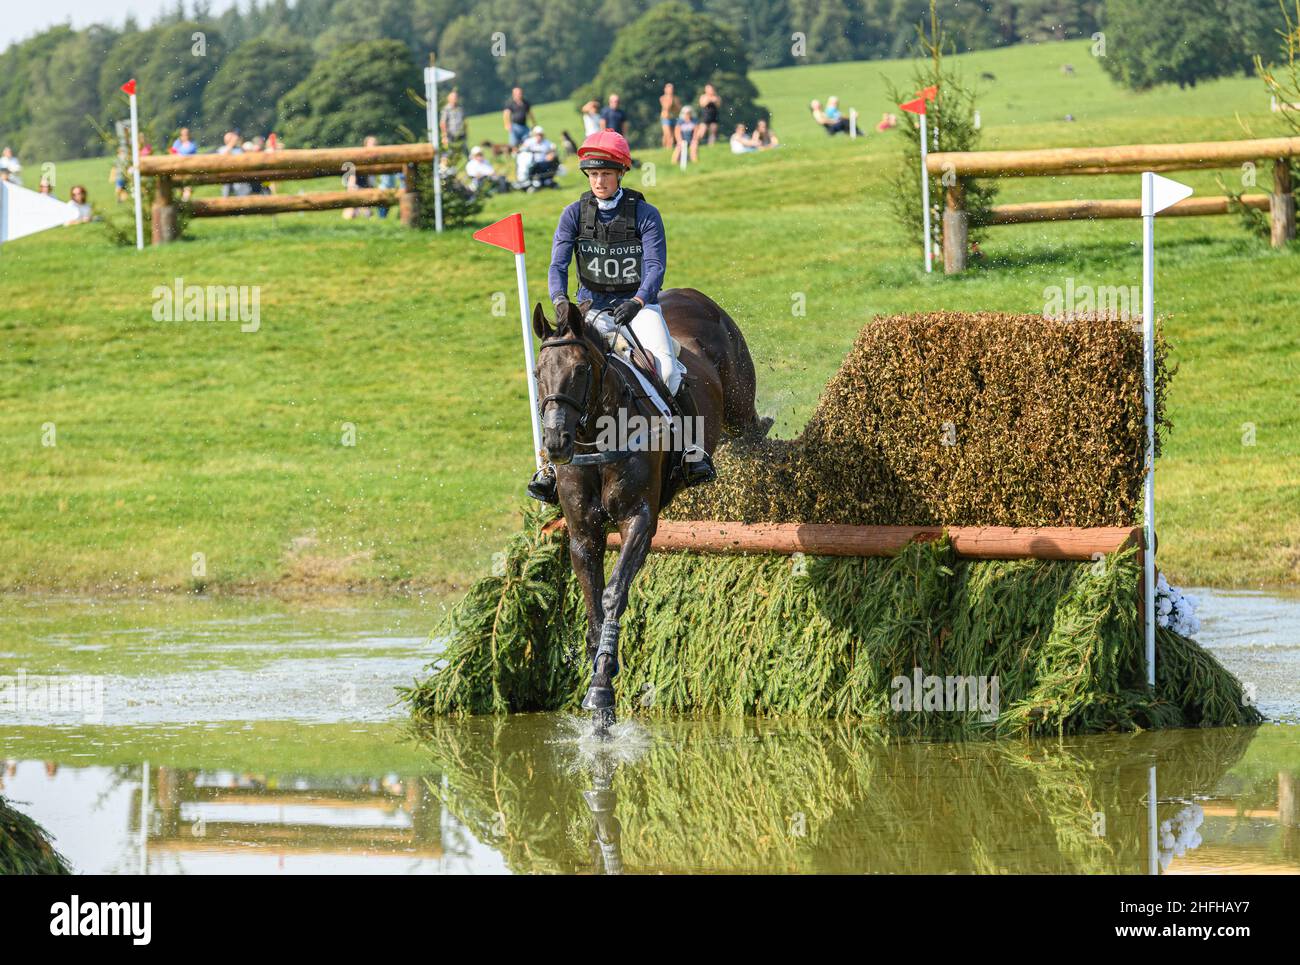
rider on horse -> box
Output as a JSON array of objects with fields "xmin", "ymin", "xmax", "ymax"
[{"xmin": 527, "ymin": 129, "xmax": 716, "ymax": 504}]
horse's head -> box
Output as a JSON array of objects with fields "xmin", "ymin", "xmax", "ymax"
[{"xmin": 533, "ymin": 299, "xmax": 598, "ymax": 465}]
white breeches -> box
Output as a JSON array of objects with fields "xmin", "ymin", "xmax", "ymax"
[{"xmin": 621, "ymin": 303, "xmax": 684, "ymax": 396}]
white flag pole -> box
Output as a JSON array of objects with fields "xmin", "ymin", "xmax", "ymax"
[
  {"xmin": 424, "ymin": 61, "xmax": 444, "ymax": 234},
  {"xmin": 514, "ymin": 250, "xmax": 542, "ymax": 467},
  {"xmin": 128, "ymin": 91, "xmax": 144, "ymax": 250},
  {"xmin": 919, "ymin": 111, "xmax": 932, "ymax": 273},
  {"xmin": 679, "ymin": 139, "xmax": 688, "ymax": 172},
  {"xmin": 1139, "ymin": 171, "xmax": 1193, "ymax": 689},
  {"xmin": 849, "ymin": 109, "xmax": 857, "ymax": 139},
  {"xmin": 1141, "ymin": 174, "xmax": 1157, "ymax": 688}
]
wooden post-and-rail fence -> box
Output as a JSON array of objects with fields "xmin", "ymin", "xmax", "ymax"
[
  {"xmin": 929, "ymin": 135, "xmax": 1300, "ymax": 273},
  {"xmin": 139, "ymin": 142, "xmax": 435, "ymax": 243}
]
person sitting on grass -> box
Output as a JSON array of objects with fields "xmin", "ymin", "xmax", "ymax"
[
  {"xmin": 751, "ymin": 118, "xmax": 779, "ymax": 150},
  {"xmin": 672, "ymin": 105, "xmax": 701, "ymax": 165},
  {"xmin": 729, "ymin": 123, "xmax": 757, "ymax": 154},
  {"xmin": 810, "ymin": 99, "xmax": 850, "ymax": 135},
  {"xmin": 66, "ymin": 185, "xmax": 93, "ymax": 224},
  {"xmin": 466, "ymin": 145, "xmax": 508, "ymax": 196}
]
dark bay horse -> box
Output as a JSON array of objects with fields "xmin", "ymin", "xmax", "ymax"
[{"xmin": 532, "ymin": 288, "xmax": 764, "ymax": 730}]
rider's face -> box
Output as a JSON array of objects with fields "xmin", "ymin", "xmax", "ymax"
[{"xmin": 587, "ymin": 168, "xmax": 620, "ymax": 199}]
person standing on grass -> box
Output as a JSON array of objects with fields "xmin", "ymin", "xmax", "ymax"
[
  {"xmin": 440, "ymin": 90, "xmax": 467, "ymax": 153},
  {"xmin": 581, "ymin": 100, "xmax": 601, "ymax": 137},
  {"xmin": 503, "ymin": 87, "xmax": 534, "ymax": 150},
  {"xmin": 698, "ymin": 84, "xmax": 721, "ymax": 145},
  {"xmin": 659, "ymin": 83, "xmax": 680, "ymax": 149},
  {"xmin": 599, "ymin": 93, "xmax": 627, "ymax": 137},
  {"xmin": 527, "ymin": 129, "xmax": 716, "ymax": 504}
]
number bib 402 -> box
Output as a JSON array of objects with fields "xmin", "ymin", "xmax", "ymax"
[{"xmin": 576, "ymin": 238, "xmax": 643, "ymax": 293}]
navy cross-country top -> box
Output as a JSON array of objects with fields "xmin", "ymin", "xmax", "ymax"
[{"xmin": 547, "ymin": 189, "xmax": 667, "ymax": 312}]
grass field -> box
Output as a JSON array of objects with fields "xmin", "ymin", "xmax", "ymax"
[{"xmin": 2, "ymin": 39, "xmax": 1298, "ymax": 594}]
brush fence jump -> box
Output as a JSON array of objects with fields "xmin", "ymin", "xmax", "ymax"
[
  {"xmin": 929, "ymin": 135, "xmax": 1300, "ymax": 273},
  {"xmin": 543, "ymin": 519, "xmax": 1142, "ymax": 561},
  {"xmin": 139, "ymin": 143, "xmax": 434, "ymax": 242}
]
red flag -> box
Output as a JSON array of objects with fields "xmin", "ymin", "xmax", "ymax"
[
  {"xmin": 121, "ymin": 78, "xmax": 137, "ymax": 96},
  {"xmin": 918, "ymin": 85, "xmax": 938, "ymax": 101},
  {"xmin": 473, "ymin": 213, "xmax": 525, "ymax": 254},
  {"xmin": 899, "ymin": 97, "xmax": 927, "ymax": 115}
]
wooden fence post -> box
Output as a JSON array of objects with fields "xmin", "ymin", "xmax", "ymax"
[
  {"xmin": 151, "ymin": 175, "xmax": 178, "ymax": 245},
  {"xmin": 943, "ymin": 181, "xmax": 968, "ymax": 274},
  {"xmin": 400, "ymin": 162, "xmax": 420, "ymax": 227},
  {"xmin": 1271, "ymin": 157, "xmax": 1295, "ymax": 249}
]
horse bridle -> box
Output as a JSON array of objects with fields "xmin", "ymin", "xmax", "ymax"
[{"xmin": 537, "ymin": 335, "xmax": 606, "ymax": 436}]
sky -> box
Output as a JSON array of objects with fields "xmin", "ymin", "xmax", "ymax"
[{"xmin": 1, "ymin": 0, "xmax": 243, "ymax": 53}]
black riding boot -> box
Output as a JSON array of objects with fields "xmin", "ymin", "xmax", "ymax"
[
  {"xmin": 672, "ymin": 384, "xmax": 717, "ymax": 487},
  {"xmin": 527, "ymin": 463, "xmax": 558, "ymax": 504}
]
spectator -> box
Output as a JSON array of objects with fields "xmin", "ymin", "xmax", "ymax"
[
  {"xmin": 515, "ymin": 125, "xmax": 557, "ymax": 185},
  {"xmin": 0, "ymin": 146, "xmax": 22, "ymax": 185},
  {"xmin": 171, "ymin": 127, "xmax": 198, "ymax": 156},
  {"xmin": 502, "ymin": 87, "xmax": 534, "ymax": 150},
  {"xmin": 581, "ymin": 100, "xmax": 601, "ymax": 137},
  {"xmin": 599, "ymin": 93, "xmax": 627, "ymax": 137},
  {"xmin": 111, "ymin": 149, "xmax": 130, "ymax": 201},
  {"xmin": 729, "ymin": 124, "xmax": 757, "ymax": 154},
  {"xmin": 659, "ymin": 83, "xmax": 680, "ymax": 149},
  {"xmin": 344, "ymin": 135, "xmax": 378, "ymax": 219},
  {"xmin": 672, "ymin": 105, "xmax": 701, "ymax": 165},
  {"xmin": 466, "ymin": 145, "xmax": 508, "ymax": 196},
  {"xmin": 876, "ymin": 112, "xmax": 898, "ymax": 132},
  {"xmin": 752, "ymin": 118, "xmax": 779, "ymax": 150},
  {"xmin": 65, "ymin": 185, "xmax": 93, "ymax": 224},
  {"xmin": 217, "ymin": 131, "xmax": 253, "ymax": 197},
  {"xmin": 810, "ymin": 99, "xmax": 850, "ymax": 135},
  {"xmin": 824, "ymin": 96, "xmax": 843, "ymax": 122},
  {"xmin": 38, "ymin": 178, "xmax": 53, "ymax": 194},
  {"xmin": 440, "ymin": 89, "xmax": 467, "ymax": 151},
  {"xmin": 698, "ymin": 84, "xmax": 721, "ymax": 145}
]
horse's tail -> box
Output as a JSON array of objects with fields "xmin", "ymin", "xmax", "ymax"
[{"xmin": 669, "ymin": 288, "xmax": 763, "ymax": 439}]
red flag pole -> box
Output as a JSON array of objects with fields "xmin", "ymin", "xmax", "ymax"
[
  {"xmin": 474, "ymin": 214, "xmax": 542, "ymax": 467},
  {"xmin": 900, "ymin": 97, "xmax": 931, "ymax": 272},
  {"xmin": 122, "ymin": 79, "xmax": 143, "ymax": 250}
]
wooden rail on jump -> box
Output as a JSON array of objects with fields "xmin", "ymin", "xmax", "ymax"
[
  {"xmin": 542, "ymin": 518, "xmax": 1142, "ymax": 561},
  {"xmin": 138, "ymin": 143, "xmax": 434, "ymax": 243},
  {"xmin": 926, "ymin": 135, "xmax": 1300, "ymax": 273}
]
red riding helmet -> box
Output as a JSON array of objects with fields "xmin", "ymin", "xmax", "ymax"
[{"xmin": 577, "ymin": 130, "xmax": 632, "ymax": 172}]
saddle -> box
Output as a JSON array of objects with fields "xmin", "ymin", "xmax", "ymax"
[{"xmin": 586, "ymin": 308, "xmax": 686, "ymax": 421}]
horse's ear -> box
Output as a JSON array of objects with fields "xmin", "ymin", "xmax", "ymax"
[
  {"xmin": 567, "ymin": 302, "xmax": 585, "ymax": 338},
  {"xmin": 532, "ymin": 302, "xmax": 553, "ymax": 340}
]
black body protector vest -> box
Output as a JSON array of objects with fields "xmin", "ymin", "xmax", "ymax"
[{"xmin": 576, "ymin": 188, "xmax": 645, "ymax": 294}]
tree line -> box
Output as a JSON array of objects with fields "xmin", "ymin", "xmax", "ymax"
[{"xmin": 0, "ymin": 0, "xmax": 1284, "ymax": 162}]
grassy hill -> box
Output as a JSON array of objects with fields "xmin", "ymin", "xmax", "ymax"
[{"xmin": 2, "ymin": 40, "xmax": 1297, "ymax": 593}]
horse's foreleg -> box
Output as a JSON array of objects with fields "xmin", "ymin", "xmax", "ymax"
[
  {"xmin": 582, "ymin": 505, "xmax": 654, "ymax": 721},
  {"xmin": 566, "ymin": 521, "xmax": 606, "ymax": 670}
]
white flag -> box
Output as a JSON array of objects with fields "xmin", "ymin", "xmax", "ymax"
[
  {"xmin": 0, "ymin": 179, "xmax": 80, "ymax": 244},
  {"xmin": 1142, "ymin": 173, "xmax": 1194, "ymax": 217}
]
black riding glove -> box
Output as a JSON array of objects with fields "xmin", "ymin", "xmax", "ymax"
[
  {"xmin": 610, "ymin": 299, "xmax": 641, "ymax": 326},
  {"xmin": 552, "ymin": 294, "xmax": 570, "ymax": 311}
]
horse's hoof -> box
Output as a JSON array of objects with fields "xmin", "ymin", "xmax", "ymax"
[{"xmin": 582, "ymin": 686, "xmax": 615, "ymax": 711}]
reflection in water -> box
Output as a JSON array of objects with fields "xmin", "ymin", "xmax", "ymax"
[
  {"xmin": 2, "ymin": 719, "xmax": 1298, "ymax": 874},
  {"xmin": 418, "ymin": 716, "xmax": 1300, "ymax": 875}
]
